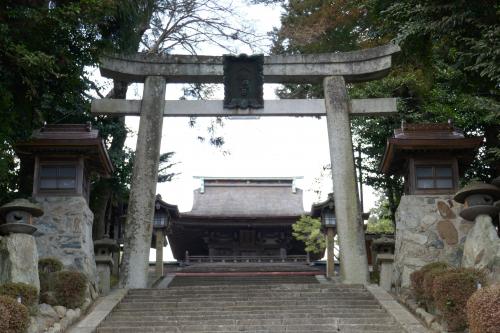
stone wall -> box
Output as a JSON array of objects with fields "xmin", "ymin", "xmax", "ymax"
[
  {"xmin": 33, "ymin": 196, "xmax": 97, "ymax": 295},
  {"xmin": 392, "ymin": 195, "xmax": 470, "ymax": 290}
]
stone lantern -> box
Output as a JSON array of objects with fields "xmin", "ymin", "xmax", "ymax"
[
  {"xmin": 372, "ymin": 237, "xmax": 395, "ymax": 291},
  {"xmin": 0, "ymin": 199, "xmax": 43, "ymax": 235},
  {"xmin": 453, "ymin": 182, "xmax": 500, "ymax": 221},
  {"xmin": 0, "ymin": 199, "xmax": 44, "ymax": 289},
  {"xmin": 454, "ymin": 182, "xmax": 500, "ymax": 272},
  {"xmin": 311, "ymin": 193, "xmax": 337, "ymax": 278},
  {"xmin": 151, "ymin": 194, "xmax": 179, "ymax": 279},
  {"xmin": 94, "ymin": 237, "xmax": 119, "ymax": 295}
]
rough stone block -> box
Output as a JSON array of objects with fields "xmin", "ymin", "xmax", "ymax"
[
  {"xmin": 0, "ymin": 233, "xmax": 40, "ymax": 290},
  {"xmin": 462, "ymin": 215, "xmax": 500, "ymax": 282}
]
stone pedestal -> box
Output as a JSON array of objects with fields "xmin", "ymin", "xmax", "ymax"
[
  {"xmin": 95, "ymin": 255, "xmax": 113, "ymax": 295},
  {"xmin": 392, "ymin": 195, "xmax": 468, "ymax": 290},
  {"xmin": 33, "ymin": 196, "xmax": 97, "ymax": 291},
  {"xmin": 0, "ymin": 233, "xmax": 40, "ymax": 290},
  {"xmin": 376, "ymin": 253, "xmax": 394, "ymax": 291}
]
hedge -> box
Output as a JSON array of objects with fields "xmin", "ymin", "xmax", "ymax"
[
  {"xmin": 0, "ymin": 295, "xmax": 30, "ymax": 333},
  {"xmin": 466, "ymin": 284, "xmax": 500, "ymax": 333},
  {"xmin": 433, "ymin": 268, "xmax": 486, "ymax": 332}
]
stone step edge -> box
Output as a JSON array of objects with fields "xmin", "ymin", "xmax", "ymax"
[
  {"xmin": 173, "ymin": 271, "xmax": 320, "ymax": 276},
  {"xmin": 365, "ymin": 284, "xmax": 429, "ymax": 333},
  {"xmin": 66, "ymin": 289, "xmax": 128, "ymax": 333}
]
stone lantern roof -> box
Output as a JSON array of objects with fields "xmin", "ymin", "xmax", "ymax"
[
  {"xmin": 15, "ymin": 123, "xmax": 113, "ymax": 177},
  {"xmin": 379, "ymin": 121, "xmax": 483, "ymax": 175},
  {"xmin": 310, "ymin": 193, "xmax": 335, "ymax": 218},
  {"xmin": 155, "ymin": 194, "xmax": 179, "ymax": 219}
]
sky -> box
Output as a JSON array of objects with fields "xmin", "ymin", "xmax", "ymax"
[{"xmin": 94, "ymin": 2, "xmax": 378, "ymax": 261}]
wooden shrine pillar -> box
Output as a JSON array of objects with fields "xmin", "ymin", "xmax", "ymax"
[{"xmin": 155, "ymin": 229, "xmax": 164, "ymax": 278}]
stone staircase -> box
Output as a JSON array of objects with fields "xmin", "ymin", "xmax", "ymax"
[{"xmin": 97, "ymin": 276, "xmax": 405, "ymax": 333}]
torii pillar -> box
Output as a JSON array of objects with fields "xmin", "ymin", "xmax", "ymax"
[
  {"xmin": 92, "ymin": 44, "xmax": 400, "ymax": 287},
  {"xmin": 324, "ymin": 76, "xmax": 368, "ymax": 283},
  {"xmin": 120, "ymin": 76, "xmax": 166, "ymax": 288}
]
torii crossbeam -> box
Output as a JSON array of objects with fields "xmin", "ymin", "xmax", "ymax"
[{"xmin": 92, "ymin": 43, "xmax": 400, "ymax": 288}]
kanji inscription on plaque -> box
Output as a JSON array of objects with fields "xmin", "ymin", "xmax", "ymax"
[{"xmin": 223, "ymin": 54, "xmax": 264, "ymax": 109}]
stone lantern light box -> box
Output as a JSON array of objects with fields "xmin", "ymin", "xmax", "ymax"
[
  {"xmin": 380, "ymin": 122, "xmax": 483, "ymax": 195},
  {"xmin": 15, "ymin": 123, "xmax": 113, "ymax": 201}
]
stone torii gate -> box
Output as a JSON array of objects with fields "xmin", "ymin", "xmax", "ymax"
[{"xmin": 91, "ymin": 44, "xmax": 400, "ymax": 288}]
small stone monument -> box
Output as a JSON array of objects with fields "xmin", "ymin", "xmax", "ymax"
[
  {"xmin": 94, "ymin": 237, "xmax": 119, "ymax": 295},
  {"xmin": 0, "ymin": 199, "xmax": 43, "ymax": 289},
  {"xmin": 372, "ymin": 237, "xmax": 395, "ymax": 291}
]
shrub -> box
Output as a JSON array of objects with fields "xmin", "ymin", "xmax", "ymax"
[
  {"xmin": 421, "ymin": 264, "xmax": 452, "ymax": 304},
  {"xmin": 410, "ymin": 262, "xmax": 450, "ymax": 302},
  {"xmin": 38, "ymin": 257, "xmax": 63, "ymax": 274},
  {"xmin": 53, "ymin": 271, "xmax": 87, "ymax": 308},
  {"xmin": 433, "ymin": 268, "xmax": 486, "ymax": 332},
  {"xmin": 39, "ymin": 257, "xmax": 63, "ymax": 293},
  {"xmin": 0, "ymin": 295, "xmax": 30, "ymax": 333},
  {"xmin": 466, "ymin": 284, "xmax": 500, "ymax": 333},
  {"xmin": 0, "ymin": 282, "xmax": 38, "ymax": 307},
  {"xmin": 0, "ymin": 302, "xmax": 10, "ymax": 332}
]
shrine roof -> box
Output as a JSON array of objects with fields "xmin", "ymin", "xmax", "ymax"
[
  {"xmin": 380, "ymin": 122, "xmax": 483, "ymax": 174},
  {"xmin": 15, "ymin": 123, "xmax": 114, "ymax": 177},
  {"xmin": 181, "ymin": 177, "xmax": 306, "ymax": 218}
]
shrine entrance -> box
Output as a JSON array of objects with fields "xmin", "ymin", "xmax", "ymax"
[{"xmin": 91, "ymin": 44, "xmax": 400, "ymax": 288}]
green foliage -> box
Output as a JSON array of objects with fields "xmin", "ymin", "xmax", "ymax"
[
  {"xmin": 292, "ymin": 215, "xmax": 325, "ymax": 254},
  {"xmin": 272, "ymin": 0, "xmax": 500, "ymax": 222},
  {"xmin": 0, "ymin": 295, "xmax": 30, "ymax": 333},
  {"xmin": 39, "ymin": 257, "xmax": 64, "ymax": 295},
  {"xmin": 53, "ymin": 271, "xmax": 87, "ymax": 309},
  {"xmin": 38, "ymin": 257, "xmax": 64, "ymax": 274},
  {"xmin": 0, "ymin": 282, "xmax": 38, "ymax": 308},
  {"xmin": 467, "ymin": 284, "xmax": 500, "ymax": 333},
  {"xmin": 432, "ymin": 268, "xmax": 486, "ymax": 332},
  {"xmin": 367, "ymin": 196, "xmax": 395, "ymax": 233}
]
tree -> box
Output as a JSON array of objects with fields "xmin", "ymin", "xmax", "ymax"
[
  {"xmin": 0, "ymin": 1, "xmax": 117, "ymax": 204},
  {"xmin": 366, "ymin": 195, "xmax": 395, "ymax": 234},
  {"xmin": 270, "ymin": 0, "xmax": 499, "ymax": 222},
  {"xmin": 292, "ymin": 215, "xmax": 325, "ymax": 254}
]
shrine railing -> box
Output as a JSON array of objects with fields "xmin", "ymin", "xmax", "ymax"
[{"xmin": 185, "ymin": 255, "xmax": 310, "ymax": 264}]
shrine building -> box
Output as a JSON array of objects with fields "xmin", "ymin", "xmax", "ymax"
[{"xmin": 167, "ymin": 177, "xmax": 317, "ymax": 262}]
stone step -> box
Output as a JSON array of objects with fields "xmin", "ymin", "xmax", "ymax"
[
  {"xmin": 122, "ymin": 293, "xmax": 374, "ymax": 301},
  {"xmin": 116, "ymin": 300, "xmax": 381, "ymax": 310},
  {"xmin": 97, "ymin": 323, "xmax": 402, "ymax": 333},
  {"xmin": 97, "ymin": 276, "xmax": 405, "ymax": 333},
  {"xmin": 106, "ymin": 311, "xmax": 390, "ymax": 322},
  {"xmin": 101, "ymin": 317, "xmax": 395, "ymax": 326},
  {"xmin": 127, "ymin": 284, "xmax": 364, "ymax": 293}
]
